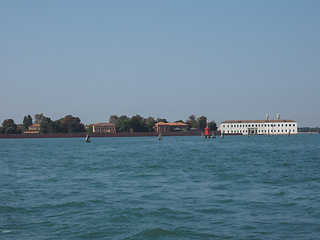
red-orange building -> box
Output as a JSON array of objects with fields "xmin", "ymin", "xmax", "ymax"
[{"xmin": 154, "ymin": 122, "xmax": 188, "ymax": 133}]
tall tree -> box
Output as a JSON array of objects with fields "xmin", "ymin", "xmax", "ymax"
[
  {"xmin": 115, "ymin": 115, "xmax": 130, "ymax": 132},
  {"xmin": 208, "ymin": 121, "xmax": 217, "ymax": 131},
  {"xmin": 34, "ymin": 113, "xmax": 44, "ymax": 123},
  {"xmin": 1, "ymin": 119, "xmax": 20, "ymax": 134},
  {"xmin": 62, "ymin": 115, "xmax": 85, "ymax": 133},
  {"xmin": 186, "ymin": 115, "xmax": 198, "ymax": 129},
  {"xmin": 197, "ymin": 116, "xmax": 207, "ymax": 131},
  {"xmin": 109, "ymin": 115, "xmax": 119, "ymax": 124},
  {"xmin": 129, "ymin": 115, "xmax": 148, "ymax": 132},
  {"xmin": 146, "ymin": 117, "xmax": 156, "ymax": 132},
  {"xmin": 23, "ymin": 115, "xmax": 33, "ymax": 130},
  {"xmin": 40, "ymin": 117, "xmax": 52, "ymax": 133}
]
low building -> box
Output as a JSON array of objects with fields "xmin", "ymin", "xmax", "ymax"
[
  {"xmin": 154, "ymin": 122, "xmax": 188, "ymax": 133},
  {"xmin": 24, "ymin": 123, "xmax": 41, "ymax": 134},
  {"xmin": 89, "ymin": 123, "xmax": 116, "ymax": 133},
  {"xmin": 219, "ymin": 114, "xmax": 298, "ymax": 135}
]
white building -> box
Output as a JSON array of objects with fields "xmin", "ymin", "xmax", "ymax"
[{"xmin": 219, "ymin": 114, "xmax": 297, "ymax": 135}]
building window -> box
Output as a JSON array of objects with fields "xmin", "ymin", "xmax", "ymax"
[{"xmin": 289, "ymin": 124, "xmax": 291, "ymax": 126}]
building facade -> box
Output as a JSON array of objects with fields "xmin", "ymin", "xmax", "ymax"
[
  {"xmin": 89, "ymin": 123, "xmax": 116, "ymax": 133},
  {"xmin": 219, "ymin": 114, "xmax": 297, "ymax": 135},
  {"xmin": 154, "ymin": 122, "xmax": 188, "ymax": 133}
]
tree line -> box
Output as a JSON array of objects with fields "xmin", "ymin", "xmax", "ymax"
[
  {"xmin": 0, "ymin": 114, "xmax": 85, "ymax": 134},
  {"xmin": 109, "ymin": 114, "xmax": 217, "ymax": 133},
  {"xmin": 298, "ymin": 127, "xmax": 320, "ymax": 133},
  {"xmin": 0, "ymin": 114, "xmax": 217, "ymax": 134}
]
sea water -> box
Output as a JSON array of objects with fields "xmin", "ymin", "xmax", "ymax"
[{"xmin": 0, "ymin": 134, "xmax": 319, "ymax": 239}]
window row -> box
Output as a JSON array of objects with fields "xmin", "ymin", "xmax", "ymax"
[
  {"xmin": 224, "ymin": 129, "xmax": 295, "ymax": 133},
  {"xmin": 222, "ymin": 123, "xmax": 295, "ymax": 128}
]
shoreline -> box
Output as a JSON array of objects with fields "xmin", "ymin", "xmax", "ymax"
[
  {"xmin": 0, "ymin": 131, "xmax": 221, "ymax": 139},
  {"xmin": 2, "ymin": 131, "xmax": 312, "ymax": 139}
]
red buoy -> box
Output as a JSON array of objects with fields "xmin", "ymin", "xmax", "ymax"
[
  {"xmin": 203, "ymin": 120, "xmax": 211, "ymax": 139},
  {"xmin": 205, "ymin": 126, "xmax": 210, "ymax": 135}
]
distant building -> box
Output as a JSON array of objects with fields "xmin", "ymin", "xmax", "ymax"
[
  {"xmin": 219, "ymin": 114, "xmax": 298, "ymax": 135},
  {"xmin": 88, "ymin": 123, "xmax": 116, "ymax": 133},
  {"xmin": 24, "ymin": 123, "xmax": 41, "ymax": 134},
  {"xmin": 154, "ymin": 122, "xmax": 188, "ymax": 133},
  {"xmin": 29, "ymin": 123, "xmax": 40, "ymax": 131}
]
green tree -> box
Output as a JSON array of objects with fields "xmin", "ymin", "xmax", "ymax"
[
  {"xmin": 40, "ymin": 117, "xmax": 52, "ymax": 133},
  {"xmin": 1, "ymin": 119, "xmax": 20, "ymax": 134},
  {"xmin": 116, "ymin": 115, "xmax": 130, "ymax": 132},
  {"xmin": 129, "ymin": 115, "xmax": 148, "ymax": 132},
  {"xmin": 208, "ymin": 121, "xmax": 217, "ymax": 131},
  {"xmin": 186, "ymin": 115, "xmax": 198, "ymax": 129},
  {"xmin": 62, "ymin": 115, "xmax": 85, "ymax": 133},
  {"xmin": 156, "ymin": 118, "xmax": 168, "ymax": 123},
  {"xmin": 109, "ymin": 115, "xmax": 119, "ymax": 124},
  {"xmin": 146, "ymin": 117, "xmax": 156, "ymax": 132},
  {"xmin": 23, "ymin": 115, "xmax": 33, "ymax": 130},
  {"xmin": 49, "ymin": 120, "xmax": 63, "ymax": 133},
  {"xmin": 34, "ymin": 113, "xmax": 44, "ymax": 123},
  {"xmin": 197, "ymin": 116, "xmax": 207, "ymax": 131}
]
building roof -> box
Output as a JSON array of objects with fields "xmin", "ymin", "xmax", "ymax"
[
  {"xmin": 154, "ymin": 122, "xmax": 188, "ymax": 126},
  {"xmin": 221, "ymin": 119, "xmax": 296, "ymax": 124},
  {"xmin": 30, "ymin": 123, "xmax": 40, "ymax": 127},
  {"xmin": 89, "ymin": 123, "xmax": 115, "ymax": 126},
  {"xmin": 169, "ymin": 122, "xmax": 188, "ymax": 126},
  {"xmin": 155, "ymin": 122, "xmax": 167, "ymax": 125}
]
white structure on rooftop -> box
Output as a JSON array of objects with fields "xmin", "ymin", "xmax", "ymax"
[{"xmin": 219, "ymin": 114, "xmax": 297, "ymax": 135}]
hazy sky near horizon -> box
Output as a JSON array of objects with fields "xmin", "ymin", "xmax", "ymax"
[{"xmin": 1, "ymin": 1, "xmax": 319, "ymax": 127}]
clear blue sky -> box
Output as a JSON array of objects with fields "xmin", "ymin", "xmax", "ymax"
[{"xmin": 1, "ymin": 1, "xmax": 319, "ymax": 127}]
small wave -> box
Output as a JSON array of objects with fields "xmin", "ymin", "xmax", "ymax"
[
  {"xmin": 1, "ymin": 230, "xmax": 11, "ymax": 233},
  {"xmin": 131, "ymin": 228, "xmax": 181, "ymax": 238}
]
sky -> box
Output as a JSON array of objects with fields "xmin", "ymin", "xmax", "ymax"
[{"xmin": 1, "ymin": 0, "xmax": 319, "ymax": 127}]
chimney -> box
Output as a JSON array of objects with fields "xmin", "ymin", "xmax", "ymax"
[
  {"xmin": 277, "ymin": 114, "xmax": 280, "ymax": 120},
  {"xmin": 266, "ymin": 114, "xmax": 269, "ymax": 120}
]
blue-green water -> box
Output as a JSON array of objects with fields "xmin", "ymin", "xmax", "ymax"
[{"xmin": 1, "ymin": 135, "xmax": 320, "ymax": 239}]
